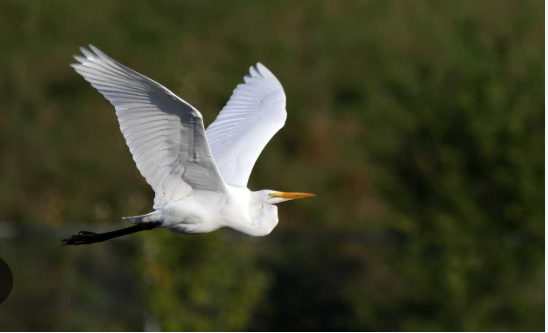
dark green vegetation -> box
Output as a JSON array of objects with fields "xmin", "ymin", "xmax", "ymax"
[{"xmin": 0, "ymin": 0, "xmax": 543, "ymax": 331}]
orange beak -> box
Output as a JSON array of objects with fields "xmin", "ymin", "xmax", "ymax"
[{"xmin": 273, "ymin": 192, "xmax": 316, "ymax": 200}]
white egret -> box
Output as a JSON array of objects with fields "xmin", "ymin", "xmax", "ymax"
[{"xmin": 63, "ymin": 45, "xmax": 315, "ymax": 245}]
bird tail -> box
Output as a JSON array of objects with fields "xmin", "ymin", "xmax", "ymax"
[{"xmin": 123, "ymin": 211, "xmax": 162, "ymax": 224}]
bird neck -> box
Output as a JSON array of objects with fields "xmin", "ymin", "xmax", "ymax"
[
  {"xmin": 247, "ymin": 204, "xmax": 279, "ymax": 236},
  {"xmin": 225, "ymin": 203, "xmax": 279, "ymax": 237}
]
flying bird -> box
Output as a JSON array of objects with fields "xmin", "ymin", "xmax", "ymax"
[{"xmin": 63, "ymin": 45, "xmax": 315, "ymax": 245}]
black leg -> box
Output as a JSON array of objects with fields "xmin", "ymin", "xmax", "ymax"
[{"xmin": 62, "ymin": 222, "xmax": 161, "ymax": 246}]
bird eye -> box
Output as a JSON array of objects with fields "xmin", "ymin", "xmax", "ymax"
[{"xmin": 268, "ymin": 193, "xmax": 274, "ymax": 198}]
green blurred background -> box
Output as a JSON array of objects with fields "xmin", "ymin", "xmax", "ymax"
[{"xmin": 0, "ymin": 0, "xmax": 544, "ymax": 331}]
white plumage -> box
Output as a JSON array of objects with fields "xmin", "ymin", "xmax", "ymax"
[
  {"xmin": 206, "ymin": 63, "xmax": 287, "ymax": 187},
  {"xmin": 70, "ymin": 45, "xmax": 314, "ymax": 239}
]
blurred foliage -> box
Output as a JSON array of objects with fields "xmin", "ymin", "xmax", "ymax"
[{"xmin": 0, "ymin": 0, "xmax": 543, "ymax": 331}]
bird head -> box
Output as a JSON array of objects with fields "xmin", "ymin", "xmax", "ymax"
[{"xmin": 258, "ymin": 190, "xmax": 316, "ymax": 204}]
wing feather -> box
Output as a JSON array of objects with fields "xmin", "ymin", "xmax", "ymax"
[
  {"xmin": 206, "ymin": 63, "xmax": 287, "ymax": 187},
  {"xmin": 72, "ymin": 45, "xmax": 226, "ymax": 208}
]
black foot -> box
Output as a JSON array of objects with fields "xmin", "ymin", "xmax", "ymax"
[{"xmin": 62, "ymin": 231, "xmax": 103, "ymax": 245}]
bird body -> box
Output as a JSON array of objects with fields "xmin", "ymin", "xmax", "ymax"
[
  {"xmin": 157, "ymin": 186, "xmax": 270, "ymax": 236},
  {"xmin": 162, "ymin": 186, "xmax": 251, "ymax": 235},
  {"xmin": 64, "ymin": 45, "xmax": 314, "ymax": 245}
]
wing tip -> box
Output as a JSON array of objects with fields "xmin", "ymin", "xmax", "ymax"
[
  {"xmin": 246, "ymin": 62, "xmax": 276, "ymax": 81},
  {"xmin": 75, "ymin": 44, "xmax": 115, "ymax": 64},
  {"xmin": 79, "ymin": 46, "xmax": 95, "ymax": 59},
  {"xmin": 88, "ymin": 44, "xmax": 100, "ymax": 55},
  {"xmin": 88, "ymin": 44, "xmax": 118, "ymax": 63}
]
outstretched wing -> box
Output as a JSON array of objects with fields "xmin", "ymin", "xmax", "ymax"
[
  {"xmin": 206, "ymin": 63, "xmax": 287, "ymax": 187},
  {"xmin": 72, "ymin": 45, "xmax": 226, "ymax": 208}
]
